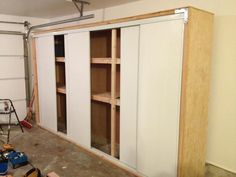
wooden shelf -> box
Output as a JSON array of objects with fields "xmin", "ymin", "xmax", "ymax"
[
  {"xmin": 92, "ymin": 92, "xmax": 120, "ymax": 105},
  {"xmin": 91, "ymin": 58, "xmax": 120, "ymax": 64},
  {"xmin": 57, "ymin": 85, "xmax": 66, "ymax": 94},
  {"xmin": 56, "ymin": 57, "xmax": 65, "ymax": 63}
]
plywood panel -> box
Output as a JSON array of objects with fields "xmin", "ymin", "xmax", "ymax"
[
  {"xmin": 177, "ymin": 8, "xmax": 214, "ymax": 177},
  {"xmin": 31, "ymin": 39, "xmax": 40, "ymax": 124},
  {"xmin": 0, "ymin": 57, "xmax": 25, "ymax": 79},
  {"xmin": 0, "ymin": 34, "xmax": 23, "ymax": 55},
  {"xmin": 91, "ymin": 64, "xmax": 111, "ymax": 94},
  {"xmin": 66, "ymin": 32, "xmax": 91, "ymax": 148},
  {"xmin": 90, "ymin": 30, "xmax": 111, "ymax": 58},
  {"xmin": 0, "ymin": 79, "xmax": 26, "ymax": 100},
  {"xmin": 91, "ymin": 101, "xmax": 111, "ymax": 154},
  {"xmin": 137, "ymin": 19, "xmax": 184, "ymax": 177},
  {"xmin": 120, "ymin": 26, "xmax": 139, "ymax": 168},
  {"xmin": 36, "ymin": 36, "xmax": 57, "ymax": 132}
]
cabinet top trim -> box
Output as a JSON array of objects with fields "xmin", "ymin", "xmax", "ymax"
[{"xmin": 32, "ymin": 6, "xmax": 212, "ymax": 37}]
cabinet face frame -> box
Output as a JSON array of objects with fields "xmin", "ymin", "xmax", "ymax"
[{"xmin": 32, "ymin": 7, "xmax": 213, "ymax": 177}]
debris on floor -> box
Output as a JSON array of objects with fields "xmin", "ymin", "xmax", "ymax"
[
  {"xmin": 46, "ymin": 171, "xmax": 60, "ymax": 177},
  {"xmin": 0, "ymin": 126, "xmax": 135, "ymax": 177},
  {"xmin": 0, "ymin": 144, "xmax": 28, "ymax": 176},
  {"xmin": 23, "ymin": 168, "xmax": 42, "ymax": 177},
  {"xmin": 0, "ymin": 142, "xmax": 44, "ymax": 177}
]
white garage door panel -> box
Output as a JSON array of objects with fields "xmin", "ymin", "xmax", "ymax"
[
  {"xmin": 36, "ymin": 36, "xmax": 57, "ymax": 132},
  {"xmin": 0, "ymin": 57, "xmax": 25, "ymax": 78},
  {"xmin": 137, "ymin": 19, "xmax": 184, "ymax": 177},
  {"xmin": 66, "ymin": 32, "xmax": 91, "ymax": 148},
  {"xmin": 0, "ymin": 79, "xmax": 26, "ymax": 100},
  {"xmin": 0, "ymin": 34, "xmax": 24, "ymax": 55},
  {"xmin": 0, "ymin": 100, "xmax": 27, "ymax": 123},
  {"xmin": 12, "ymin": 100, "xmax": 27, "ymax": 120}
]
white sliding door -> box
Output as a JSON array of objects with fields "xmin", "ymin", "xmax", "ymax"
[
  {"xmin": 137, "ymin": 19, "xmax": 184, "ymax": 177},
  {"xmin": 36, "ymin": 36, "xmax": 57, "ymax": 131},
  {"xmin": 120, "ymin": 26, "xmax": 139, "ymax": 168},
  {"xmin": 66, "ymin": 32, "xmax": 91, "ymax": 148}
]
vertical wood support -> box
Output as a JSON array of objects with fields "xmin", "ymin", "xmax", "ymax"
[
  {"xmin": 31, "ymin": 38, "xmax": 40, "ymax": 124},
  {"xmin": 177, "ymin": 8, "xmax": 213, "ymax": 177},
  {"xmin": 111, "ymin": 29, "xmax": 117, "ymax": 157}
]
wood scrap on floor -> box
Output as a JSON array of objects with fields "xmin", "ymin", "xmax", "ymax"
[{"xmin": 46, "ymin": 172, "xmax": 60, "ymax": 177}]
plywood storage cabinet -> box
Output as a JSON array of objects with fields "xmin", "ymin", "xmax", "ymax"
[{"xmin": 32, "ymin": 7, "xmax": 213, "ymax": 177}]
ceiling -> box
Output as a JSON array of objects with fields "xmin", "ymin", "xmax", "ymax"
[{"xmin": 0, "ymin": 0, "xmax": 139, "ymax": 19}]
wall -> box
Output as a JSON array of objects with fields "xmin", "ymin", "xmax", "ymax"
[
  {"xmin": 49, "ymin": 0, "xmax": 236, "ymax": 173},
  {"xmin": 207, "ymin": 15, "xmax": 236, "ymax": 172}
]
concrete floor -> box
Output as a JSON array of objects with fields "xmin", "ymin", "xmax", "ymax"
[
  {"xmin": 206, "ymin": 164, "xmax": 236, "ymax": 177},
  {"xmin": 0, "ymin": 125, "xmax": 235, "ymax": 177}
]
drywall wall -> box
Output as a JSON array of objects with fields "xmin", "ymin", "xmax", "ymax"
[
  {"xmin": 207, "ymin": 15, "xmax": 236, "ymax": 173},
  {"xmin": 49, "ymin": 0, "xmax": 236, "ymax": 173},
  {"xmin": 0, "ymin": 14, "xmax": 48, "ymax": 122}
]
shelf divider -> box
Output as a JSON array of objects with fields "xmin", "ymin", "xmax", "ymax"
[
  {"xmin": 56, "ymin": 57, "xmax": 65, "ymax": 63},
  {"xmin": 57, "ymin": 85, "xmax": 66, "ymax": 94},
  {"xmin": 111, "ymin": 29, "xmax": 117, "ymax": 157},
  {"xmin": 91, "ymin": 58, "xmax": 120, "ymax": 64}
]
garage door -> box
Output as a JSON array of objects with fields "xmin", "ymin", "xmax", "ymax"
[{"xmin": 0, "ymin": 33, "xmax": 27, "ymax": 122}]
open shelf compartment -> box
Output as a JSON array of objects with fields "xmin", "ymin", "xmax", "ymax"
[
  {"xmin": 90, "ymin": 29, "xmax": 121, "ymax": 158},
  {"xmin": 54, "ymin": 34, "xmax": 67, "ymax": 134}
]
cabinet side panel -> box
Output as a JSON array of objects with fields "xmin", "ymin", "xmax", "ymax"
[
  {"xmin": 36, "ymin": 36, "xmax": 57, "ymax": 131},
  {"xmin": 178, "ymin": 8, "xmax": 214, "ymax": 177},
  {"xmin": 120, "ymin": 26, "xmax": 140, "ymax": 168},
  {"xmin": 137, "ymin": 19, "xmax": 184, "ymax": 177},
  {"xmin": 66, "ymin": 32, "xmax": 91, "ymax": 148}
]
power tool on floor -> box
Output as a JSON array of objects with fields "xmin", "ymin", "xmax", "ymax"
[
  {"xmin": 6, "ymin": 151, "xmax": 28, "ymax": 169},
  {"xmin": 0, "ymin": 152, "xmax": 8, "ymax": 176}
]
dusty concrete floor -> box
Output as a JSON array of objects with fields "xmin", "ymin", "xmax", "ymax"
[
  {"xmin": 0, "ymin": 125, "xmax": 235, "ymax": 177},
  {"xmin": 1, "ymin": 125, "xmax": 135, "ymax": 177}
]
